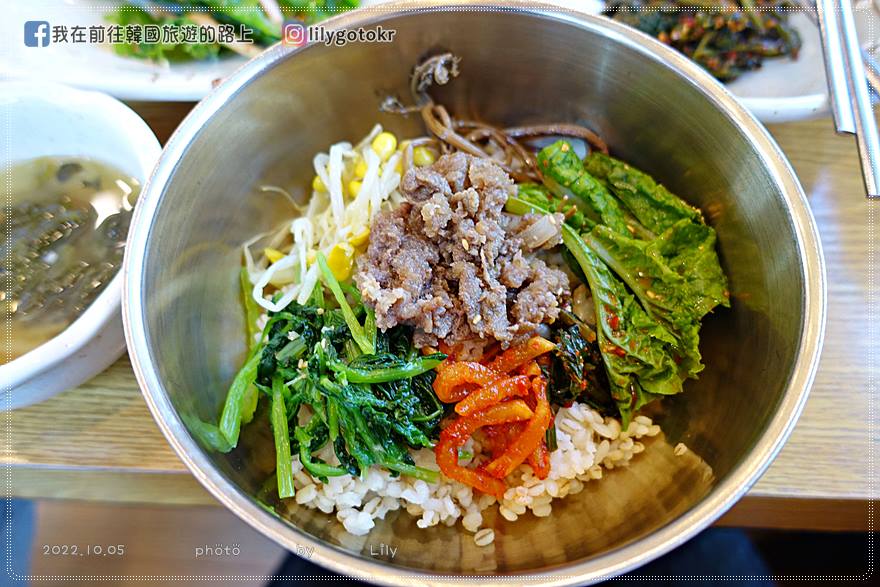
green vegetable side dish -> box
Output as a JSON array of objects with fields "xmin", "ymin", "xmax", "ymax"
[
  {"xmin": 509, "ymin": 140, "xmax": 729, "ymax": 424},
  {"xmin": 218, "ymin": 251, "xmax": 445, "ymax": 498},
  {"xmin": 603, "ymin": 0, "xmax": 802, "ymax": 82},
  {"xmin": 107, "ymin": 1, "xmax": 360, "ymax": 62}
]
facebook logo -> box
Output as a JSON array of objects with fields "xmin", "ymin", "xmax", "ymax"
[{"xmin": 24, "ymin": 21, "xmax": 50, "ymax": 47}]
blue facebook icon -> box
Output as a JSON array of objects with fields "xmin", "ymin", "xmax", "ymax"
[{"xmin": 24, "ymin": 21, "xmax": 50, "ymax": 47}]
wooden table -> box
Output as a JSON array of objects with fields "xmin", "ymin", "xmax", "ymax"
[{"xmin": 5, "ymin": 105, "xmax": 877, "ymax": 531}]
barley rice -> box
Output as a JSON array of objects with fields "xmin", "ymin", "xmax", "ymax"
[
  {"xmin": 283, "ymin": 402, "xmax": 659, "ymax": 536},
  {"xmin": 473, "ymin": 528, "xmax": 495, "ymax": 546}
]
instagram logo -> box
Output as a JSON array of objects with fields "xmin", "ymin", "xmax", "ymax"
[{"xmin": 282, "ymin": 20, "xmax": 306, "ymax": 47}]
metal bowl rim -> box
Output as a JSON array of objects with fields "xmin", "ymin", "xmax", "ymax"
[{"xmin": 122, "ymin": 2, "xmax": 827, "ymax": 584}]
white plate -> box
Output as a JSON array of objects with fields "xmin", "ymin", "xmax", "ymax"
[
  {"xmin": 727, "ymin": 5, "xmax": 878, "ymax": 123},
  {"xmin": 0, "ymin": 81, "xmax": 161, "ymax": 410},
  {"xmin": 0, "ymin": 0, "xmax": 245, "ymax": 101},
  {"xmin": 1, "ymin": 1, "xmax": 876, "ymax": 122}
]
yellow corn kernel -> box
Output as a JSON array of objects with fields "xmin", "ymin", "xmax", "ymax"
[
  {"xmin": 312, "ymin": 175, "xmax": 327, "ymax": 192},
  {"xmin": 349, "ymin": 227, "xmax": 370, "ymax": 248},
  {"xmin": 327, "ymin": 243, "xmax": 355, "ymax": 281},
  {"xmin": 348, "ymin": 180, "xmax": 362, "ymax": 197},
  {"xmin": 354, "ymin": 159, "xmax": 368, "ymax": 179},
  {"xmin": 371, "ymin": 132, "xmax": 397, "ymax": 161},
  {"xmin": 412, "ymin": 146, "xmax": 436, "ymax": 167},
  {"xmin": 264, "ymin": 247, "xmax": 285, "ymax": 263}
]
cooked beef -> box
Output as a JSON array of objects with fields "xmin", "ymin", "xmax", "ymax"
[
  {"xmin": 400, "ymin": 167, "xmax": 451, "ymax": 202},
  {"xmin": 356, "ymin": 153, "xmax": 568, "ymax": 351}
]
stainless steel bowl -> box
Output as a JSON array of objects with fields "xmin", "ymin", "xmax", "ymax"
[{"xmin": 123, "ymin": 2, "xmax": 825, "ymax": 584}]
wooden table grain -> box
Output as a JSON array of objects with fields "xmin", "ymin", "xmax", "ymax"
[{"xmin": 5, "ymin": 105, "xmax": 877, "ymax": 531}]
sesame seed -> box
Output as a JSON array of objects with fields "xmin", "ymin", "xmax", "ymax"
[
  {"xmin": 461, "ymin": 238, "xmax": 470, "ymax": 251},
  {"xmin": 472, "ymin": 315, "xmax": 482, "ymax": 325},
  {"xmin": 317, "ymin": 308, "xmax": 324, "ymax": 315},
  {"xmin": 674, "ymin": 442, "xmax": 688, "ymax": 457}
]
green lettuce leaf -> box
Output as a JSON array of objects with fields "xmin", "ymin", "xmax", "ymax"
[
  {"xmin": 517, "ymin": 182, "xmax": 592, "ymax": 232},
  {"xmin": 509, "ymin": 142, "xmax": 729, "ymax": 423},
  {"xmin": 563, "ymin": 228, "xmax": 684, "ymax": 412},
  {"xmin": 536, "ymin": 141, "xmax": 631, "ymax": 235},
  {"xmin": 584, "ymin": 152, "xmax": 703, "ymax": 234},
  {"xmin": 583, "ymin": 219, "xmax": 729, "ymax": 378},
  {"xmin": 507, "ymin": 196, "xmax": 684, "ymax": 424}
]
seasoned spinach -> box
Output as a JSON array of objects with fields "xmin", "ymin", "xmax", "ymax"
[
  {"xmin": 216, "ymin": 261, "xmax": 445, "ymax": 499},
  {"xmin": 547, "ymin": 311, "xmax": 614, "ymax": 414}
]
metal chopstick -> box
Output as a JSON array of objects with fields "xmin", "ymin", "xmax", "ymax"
[
  {"xmin": 801, "ymin": 0, "xmax": 880, "ymax": 99},
  {"xmin": 816, "ymin": 0, "xmax": 880, "ymax": 198},
  {"xmin": 862, "ymin": 50, "xmax": 880, "ymax": 97},
  {"xmin": 816, "ymin": 0, "xmax": 857, "ymax": 132},
  {"xmin": 838, "ymin": 0, "xmax": 880, "ymax": 197}
]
